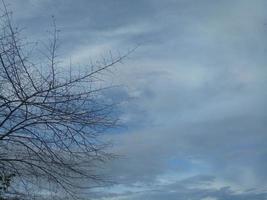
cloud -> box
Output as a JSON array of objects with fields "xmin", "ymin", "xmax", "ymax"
[
  {"xmin": 89, "ymin": 175, "xmax": 267, "ymax": 200},
  {"xmin": 4, "ymin": 0, "xmax": 267, "ymax": 199}
]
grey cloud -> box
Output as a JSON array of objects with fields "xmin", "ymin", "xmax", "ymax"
[
  {"xmin": 90, "ymin": 175, "xmax": 267, "ymax": 200},
  {"xmin": 4, "ymin": 0, "xmax": 267, "ymax": 199}
]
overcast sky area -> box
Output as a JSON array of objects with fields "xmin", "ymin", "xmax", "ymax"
[{"xmin": 6, "ymin": 0, "xmax": 267, "ymax": 199}]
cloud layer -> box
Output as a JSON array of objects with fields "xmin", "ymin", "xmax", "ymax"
[{"xmin": 6, "ymin": 0, "xmax": 267, "ymax": 199}]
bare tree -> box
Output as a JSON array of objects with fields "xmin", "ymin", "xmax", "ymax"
[{"xmin": 0, "ymin": 2, "xmax": 131, "ymax": 199}]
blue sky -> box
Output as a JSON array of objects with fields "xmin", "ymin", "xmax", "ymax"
[{"xmin": 7, "ymin": 0, "xmax": 267, "ymax": 199}]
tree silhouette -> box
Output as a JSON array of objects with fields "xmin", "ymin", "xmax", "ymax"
[{"xmin": 0, "ymin": 2, "xmax": 131, "ymax": 199}]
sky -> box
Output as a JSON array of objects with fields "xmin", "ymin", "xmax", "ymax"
[{"xmin": 6, "ymin": 0, "xmax": 267, "ymax": 199}]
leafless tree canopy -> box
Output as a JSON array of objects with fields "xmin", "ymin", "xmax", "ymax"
[{"xmin": 0, "ymin": 3, "xmax": 129, "ymax": 199}]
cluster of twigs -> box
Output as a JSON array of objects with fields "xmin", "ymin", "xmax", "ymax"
[{"xmin": 0, "ymin": 2, "xmax": 131, "ymax": 199}]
